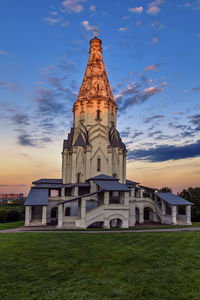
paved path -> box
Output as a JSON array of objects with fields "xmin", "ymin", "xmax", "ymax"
[{"xmin": 1, "ymin": 226, "xmax": 200, "ymax": 233}]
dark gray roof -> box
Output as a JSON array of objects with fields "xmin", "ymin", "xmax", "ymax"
[
  {"xmin": 32, "ymin": 178, "xmax": 62, "ymax": 185},
  {"xmin": 74, "ymin": 133, "xmax": 86, "ymax": 147},
  {"xmin": 88, "ymin": 174, "xmax": 118, "ymax": 181},
  {"xmin": 32, "ymin": 184, "xmax": 62, "ymax": 189},
  {"xmin": 58, "ymin": 191, "xmax": 100, "ymax": 204},
  {"xmin": 155, "ymin": 192, "xmax": 193, "ymax": 206},
  {"xmin": 94, "ymin": 180, "xmax": 130, "ymax": 191},
  {"xmin": 24, "ymin": 189, "xmax": 48, "ymax": 206},
  {"xmin": 140, "ymin": 185, "xmax": 157, "ymax": 191},
  {"xmin": 126, "ymin": 179, "xmax": 139, "ymax": 185},
  {"xmin": 109, "ymin": 126, "xmax": 126, "ymax": 151}
]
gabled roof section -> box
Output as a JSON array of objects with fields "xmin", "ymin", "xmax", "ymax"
[
  {"xmin": 76, "ymin": 38, "xmax": 115, "ymax": 103},
  {"xmin": 24, "ymin": 189, "xmax": 48, "ymax": 206},
  {"xmin": 32, "ymin": 178, "xmax": 62, "ymax": 185},
  {"xmin": 74, "ymin": 132, "xmax": 86, "ymax": 147},
  {"xmin": 95, "ymin": 180, "xmax": 130, "ymax": 191},
  {"xmin": 155, "ymin": 192, "xmax": 193, "ymax": 206},
  {"xmin": 88, "ymin": 174, "xmax": 119, "ymax": 181}
]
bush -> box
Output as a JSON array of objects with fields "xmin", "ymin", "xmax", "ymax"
[
  {"xmin": 0, "ymin": 208, "xmax": 8, "ymax": 221},
  {"xmin": 7, "ymin": 210, "xmax": 21, "ymax": 221},
  {"xmin": 0, "ymin": 205, "xmax": 25, "ymax": 222}
]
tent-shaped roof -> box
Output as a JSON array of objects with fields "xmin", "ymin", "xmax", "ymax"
[{"xmin": 25, "ymin": 189, "xmax": 48, "ymax": 206}]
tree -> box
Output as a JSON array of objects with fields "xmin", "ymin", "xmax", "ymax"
[
  {"xmin": 180, "ymin": 187, "xmax": 200, "ymax": 221},
  {"xmin": 159, "ymin": 187, "xmax": 172, "ymax": 193}
]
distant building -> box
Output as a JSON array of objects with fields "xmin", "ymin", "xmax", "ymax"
[
  {"xmin": 25, "ymin": 36, "xmax": 193, "ymax": 228},
  {"xmin": 0, "ymin": 193, "xmax": 23, "ymax": 200}
]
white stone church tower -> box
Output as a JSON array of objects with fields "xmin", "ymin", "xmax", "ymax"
[
  {"xmin": 62, "ymin": 37, "xmax": 126, "ymax": 185},
  {"xmin": 25, "ymin": 36, "xmax": 193, "ymax": 228}
]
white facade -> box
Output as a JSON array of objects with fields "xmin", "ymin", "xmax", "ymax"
[{"xmin": 25, "ymin": 37, "xmax": 192, "ymax": 228}]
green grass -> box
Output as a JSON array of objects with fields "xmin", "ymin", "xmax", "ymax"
[
  {"xmin": 1, "ymin": 232, "xmax": 200, "ymax": 299},
  {"xmin": 30, "ymin": 222, "xmax": 200, "ymax": 231},
  {"xmin": 0, "ymin": 221, "xmax": 24, "ymax": 230}
]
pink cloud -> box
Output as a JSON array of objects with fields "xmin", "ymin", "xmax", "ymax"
[
  {"xmin": 136, "ymin": 20, "xmax": 142, "ymax": 26},
  {"xmin": 62, "ymin": 0, "xmax": 85, "ymax": 13},
  {"xmin": 144, "ymin": 64, "xmax": 159, "ymax": 71},
  {"xmin": 0, "ymin": 49, "xmax": 8, "ymax": 56},
  {"xmin": 147, "ymin": 6, "xmax": 160, "ymax": 15},
  {"xmin": 90, "ymin": 5, "xmax": 96, "ymax": 11},
  {"xmin": 43, "ymin": 17, "xmax": 59, "ymax": 25},
  {"xmin": 152, "ymin": 37, "xmax": 158, "ymax": 44},
  {"xmin": 128, "ymin": 6, "xmax": 143, "ymax": 13},
  {"xmin": 81, "ymin": 20, "xmax": 92, "ymax": 31},
  {"xmin": 119, "ymin": 27, "xmax": 129, "ymax": 32}
]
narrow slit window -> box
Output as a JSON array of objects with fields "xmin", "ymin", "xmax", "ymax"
[
  {"xmin": 97, "ymin": 110, "xmax": 100, "ymax": 120},
  {"xmin": 97, "ymin": 158, "xmax": 101, "ymax": 171}
]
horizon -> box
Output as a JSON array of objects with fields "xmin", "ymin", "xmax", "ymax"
[{"xmin": 0, "ymin": 0, "xmax": 200, "ymax": 196}]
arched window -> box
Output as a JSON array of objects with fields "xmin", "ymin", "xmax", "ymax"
[
  {"xmin": 97, "ymin": 109, "xmax": 101, "ymax": 120},
  {"xmin": 65, "ymin": 207, "xmax": 71, "ymax": 216},
  {"xmin": 97, "ymin": 158, "xmax": 101, "ymax": 171},
  {"xmin": 51, "ymin": 207, "xmax": 58, "ymax": 219},
  {"xmin": 113, "ymin": 173, "xmax": 117, "ymax": 178}
]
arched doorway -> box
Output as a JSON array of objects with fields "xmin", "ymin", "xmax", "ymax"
[
  {"xmin": 144, "ymin": 207, "xmax": 154, "ymax": 222},
  {"xmin": 110, "ymin": 218, "xmax": 123, "ymax": 228}
]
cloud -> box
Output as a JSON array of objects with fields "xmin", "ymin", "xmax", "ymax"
[
  {"xmin": 59, "ymin": 57, "xmax": 77, "ymax": 72},
  {"xmin": 198, "ymin": 33, "xmax": 200, "ymax": 38},
  {"xmin": 152, "ymin": 37, "xmax": 158, "ymax": 44},
  {"xmin": 18, "ymin": 133, "xmax": 52, "ymax": 147},
  {"xmin": 147, "ymin": 6, "xmax": 160, "ymax": 15},
  {"xmin": 43, "ymin": 17, "xmax": 59, "ymax": 25},
  {"xmin": 90, "ymin": 5, "xmax": 96, "ymax": 11},
  {"xmin": 144, "ymin": 115, "xmax": 165, "ymax": 123},
  {"xmin": 81, "ymin": 20, "xmax": 92, "ymax": 31},
  {"xmin": 62, "ymin": 0, "xmax": 85, "ymax": 13},
  {"xmin": 13, "ymin": 114, "xmax": 29, "ymax": 126},
  {"xmin": 144, "ymin": 64, "xmax": 159, "ymax": 71},
  {"xmin": 128, "ymin": 140, "xmax": 200, "ymax": 162},
  {"xmin": 18, "ymin": 134, "xmax": 37, "ymax": 147},
  {"xmin": 136, "ymin": 20, "xmax": 142, "ymax": 26},
  {"xmin": 115, "ymin": 81, "xmax": 164, "ymax": 111},
  {"xmin": 128, "ymin": 6, "xmax": 143, "ymax": 13},
  {"xmin": 147, "ymin": 0, "xmax": 164, "ymax": 15},
  {"xmin": 191, "ymin": 87, "xmax": 200, "ymax": 92},
  {"xmin": 0, "ymin": 50, "xmax": 8, "ymax": 56},
  {"xmin": 131, "ymin": 131, "xmax": 143, "ymax": 139},
  {"xmin": 119, "ymin": 27, "xmax": 129, "ymax": 32},
  {"xmin": 0, "ymin": 81, "xmax": 20, "ymax": 91}
]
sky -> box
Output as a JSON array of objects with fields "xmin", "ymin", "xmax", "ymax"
[{"xmin": 0, "ymin": 0, "xmax": 200, "ymax": 195}]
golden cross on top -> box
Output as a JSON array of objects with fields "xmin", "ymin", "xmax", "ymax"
[{"xmin": 92, "ymin": 25, "xmax": 99, "ymax": 38}]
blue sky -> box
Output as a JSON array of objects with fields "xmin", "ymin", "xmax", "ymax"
[{"xmin": 0, "ymin": 0, "xmax": 200, "ymax": 194}]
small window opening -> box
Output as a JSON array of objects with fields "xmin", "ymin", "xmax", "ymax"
[
  {"xmin": 65, "ymin": 207, "xmax": 71, "ymax": 216},
  {"xmin": 97, "ymin": 109, "xmax": 101, "ymax": 120},
  {"xmin": 97, "ymin": 158, "xmax": 101, "ymax": 172}
]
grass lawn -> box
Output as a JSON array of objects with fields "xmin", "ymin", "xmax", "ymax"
[
  {"xmin": 0, "ymin": 221, "xmax": 24, "ymax": 230},
  {"xmin": 1, "ymin": 233, "xmax": 200, "ymax": 299}
]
